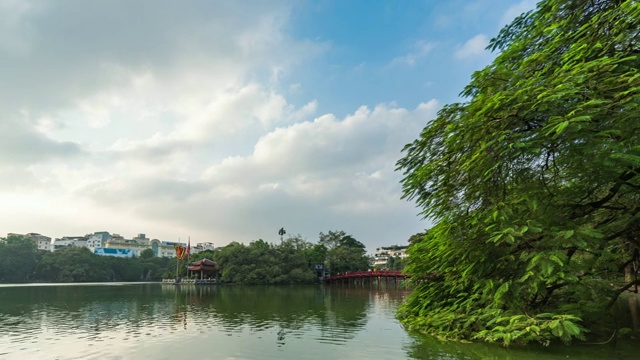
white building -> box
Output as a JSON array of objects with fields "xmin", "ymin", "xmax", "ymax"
[
  {"xmin": 8, "ymin": 229, "xmax": 201, "ymax": 259},
  {"xmin": 94, "ymin": 248, "xmax": 136, "ymax": 258},
  {"xmin": 150, "ymin": 239, "xmax": 187, "ymax": 258},
  {"xmin": 8, "ymin": 233, "xmax": 52, "ymax": 251},
  {"xmin": 190, "ymin": 242, "xmax": 215, "ymax": 255},
  {"xmin": 104, "ymin": 233, "xmax": 151, "ymax": 254},
  {"xmin": 52, "ymin": 236, "xmax": 88, "ymax": 251},
  {"xmin": 373, "ymin": 245, "xmax": 409, "ymax": 268},
  {"xmin": 104, "ymin": 234, "xmax": 186, "ymax": 258},
  {"xmin": 87, "ymin": 231, "xmax": 111, "ymax": 250}
]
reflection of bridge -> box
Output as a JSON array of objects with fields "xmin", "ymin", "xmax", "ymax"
[{"xmin": 324, "ymin": 270, "xmax": 408, "ymax": 288}]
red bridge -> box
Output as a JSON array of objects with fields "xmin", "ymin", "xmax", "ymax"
[{"xmin": 324, "ymin": 270, "xmax": 408, "ymax": 288}]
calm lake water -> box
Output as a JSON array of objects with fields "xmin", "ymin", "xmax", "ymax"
[{"xmin": 0, "ymin": 283, "xmax": 639, "ymax": 359}]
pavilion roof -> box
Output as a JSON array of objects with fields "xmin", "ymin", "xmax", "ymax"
[
  {"xmin": 189, "ymin": 258, "xmax": 216, "ymax": 266},
  {"xmin": 187, "ymin": 258, "xmax": 218, "ymax": 272}
]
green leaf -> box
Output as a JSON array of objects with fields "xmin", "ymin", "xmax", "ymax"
[
  {"xmin": 550, "ymin": 255, "xmax": 564, "ymax": 267},
  {"xmin": 562, "ymin": 321, "xmax": 581, "ymax": 336},
  {"xmin": 555, "ymin": 121, "xmax": 569, "ymax": 134}
]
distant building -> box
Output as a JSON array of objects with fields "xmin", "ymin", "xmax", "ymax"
[
  {"xmin": 87, "ymin": 231, "xmax": 111, "ymax": 250},
  {"xmin": 373, "ymin": 245, "xmax": 409, "ymax": 268},
  {"xmin": 111, "ymin": 233, "xmax": 125, "ymax": 242},
  {"xmin": 104, "ymin": 233, "xmax": 151, "ymax": 254},
  {"xmin": 150, "ymin": 239, "xmax": 187, "ymax": 258},
  {"xmin": 8, "ymin": 229, "xmax": 198, "ymax": 258},
  {"xmin": 190, "ymin": 242, "xmax": 215, "ymax": 255},
  {"xmin": 94, "ymin": 248, "xmax": 136, "ymax": 258},
  {"xmin": 7, "ymin": 233, "xmax": 52, "ymax": 251},
  {"xmin": 52, "ymin": 236, "xmax": 87, "ymax": 251},
  {"xmin": 103, "ymin": 234, "xmax": 185, "ymax": 258},
  {"xmin": 200, "ymin": 242, "xmax": 215, "ymax": 251}
]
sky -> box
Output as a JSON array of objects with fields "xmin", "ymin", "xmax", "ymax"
[{"xmin": 0, "ymin": 0, "xmax": 537, "ymax": 251}]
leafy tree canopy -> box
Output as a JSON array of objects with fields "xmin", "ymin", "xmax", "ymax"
[
  {"xmin": 319, "ymin": 230, "xmax": 365, "ymax": 250},
  {"xmin": 214, "ymin": 238, "xmax": 319, "ymax": 284},
  {"xmin": 0, "ymin": 235, "xmax": 37, "ymax": 282},
  {"xmin": 140, "ymin": 248, "xmax": 155, "ymax": 259},
  {"xmin": 320, "ymin": 230, "xmax": 369, "ymax": 274},
  {"xmin": 397, "ymin": 0, "xmax": 640, "ymax": 346},
  {"xmin": 0, "ymin": 235, "xmax": 171, "ymax": 283}
]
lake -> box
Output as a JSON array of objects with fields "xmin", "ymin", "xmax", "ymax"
[{"xmin": 0, "ymin": 283, "xmax": 639, "ymax": 359}]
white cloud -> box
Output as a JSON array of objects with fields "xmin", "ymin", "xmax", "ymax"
[
  {"xmin": 0, "ymin": 1, "xmax": 440, "ymax": 249},
  {"xmin": 390, "ymin": 40, "xmax": 435, "ymax": 66},
  {"xmin": 67, "ymin": 99, "xmax": 438, "ymax": 247},
  {"xmin": 454, "ymin": 34, "xmax": 490, "ymax": 60}
]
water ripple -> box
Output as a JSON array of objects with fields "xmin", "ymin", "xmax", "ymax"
[{"xmin": 0, "ymin": 284, "xmax": 420, "ymax": 360}]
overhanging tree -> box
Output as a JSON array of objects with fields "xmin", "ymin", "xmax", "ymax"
[{"xmin": 396, "ymin": 0, "xmax": 640, "ymax": 346}]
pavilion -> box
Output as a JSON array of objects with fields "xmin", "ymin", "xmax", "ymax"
[{"xmin": 187, "ymin": 258, "xmax": 219, "ymax": 280}]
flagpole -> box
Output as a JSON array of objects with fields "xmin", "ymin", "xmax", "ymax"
[
  {"xmin": 175, "ymin": 238, "xmax": 180, "ymax": 282},
  {"xmin": 186, "ymin": 236, "xmax": 190, "ymax": 280},
  {"xmin": 187, "ymin": 236, "xmax": 191, "ymax": 262}
]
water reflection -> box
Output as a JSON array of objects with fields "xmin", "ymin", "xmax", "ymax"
[
  {"xmin": 0, "ymin": 283, "xmax": 410, "ymax": 359},
  {"xmin": 405, "ymin": 332, "xmax": 640, "ymax": 360},
  {"xmin": 165, "ymin": 285, "xmax": 371, "ymax": 346},
  {"xmin": 3, "ymin": 284, "xmax": 640, "ymax": 359}
]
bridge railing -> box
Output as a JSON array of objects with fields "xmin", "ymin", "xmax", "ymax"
[{"xmin": 324, "ymin": 270, "xmax": 406, "ymax": 281}]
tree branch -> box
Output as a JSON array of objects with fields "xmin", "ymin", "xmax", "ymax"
[
  {"xmin": 573, "ymin": 167, "xmax": 640, "ymax": 219},
  {"xmin": 606, "ymin": 279, "xmax": 640, "ymax": 309},
  {"xmin": 617, "ymin": 249, "xmax": 639, "ymax": 272},
  {"xmin": 537, "ymin": 282, "xmax": 570, "ymax": 307}
]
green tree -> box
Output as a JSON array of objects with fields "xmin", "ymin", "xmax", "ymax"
[
  {"xmin": 0, "ymin": 235, "xmax": 37, "ymax": 282},
  {"xmin": 276, "ymin": 236, "xmax": 317, "ymax": 283},
  {"xmin": 305, "ymin": 243, "xmax": 328, "ymax": 267},
  {"xmin": 386, "ymin": 256, "xmax": 406, "ymax": 271},
  {"xmin": 320, "ymin": 231, "xmax": 369, "ymax": 274},
  {"xmin": 140, "ymin": 255, "xmax": 171, "ymax": 280},
  {"xmin": 396, "ymin": 0, "xmax": 640, "ymax": 346},
  {"xmin": 36, "ymin": 247, "xmax": 109, "ymax": 282},
  {"xmin": 140, "ymin": 248, "xmax": 155, "ymax": 259},
  {"xmin": 213, "ymin": 237, "xmax": 322, "ymax": 284}
]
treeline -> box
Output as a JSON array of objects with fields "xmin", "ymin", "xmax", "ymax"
[
  {"xmin": 0, "ymin": 234, "xmax": 174, "ymax": 282},
  {"xmin": 212, "ymin": 230, "xmax": 370, "ymax": 284},
  {"xmin": 0, "ymin": 230, "xmax": 372, "ymax": 284}
]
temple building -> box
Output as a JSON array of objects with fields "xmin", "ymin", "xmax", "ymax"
[{"xmin": 187, "ymin": 259, "xmax": 219, "ymax": 279}]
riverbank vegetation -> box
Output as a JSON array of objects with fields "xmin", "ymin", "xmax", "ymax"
[
  {"xmin": 397, "ymin": 0, "xmax": 640, "ymax": 346},
  {"xmin": 213, "ymin": 230, "xmax": 370, "ymax": 284},
  {"xmin": 0, "ymin": 234, "xmax": 172, "ymax": 282},
  {"xmin": 0, "ymin": 230, "xmax": 371, "ymax": 284}
]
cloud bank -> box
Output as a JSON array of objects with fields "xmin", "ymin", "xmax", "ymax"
[{"xmin": 0, "ymin": 0, "xmax": 435, "ymax": 248}]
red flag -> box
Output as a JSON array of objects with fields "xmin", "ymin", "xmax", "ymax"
[
  {"xmin": 186, "ymin": 237, "xmax": 191, "ymax": 260},
  {"xmin": 174, "ymin": 244, "xmax": 186, "ymax": 260}
]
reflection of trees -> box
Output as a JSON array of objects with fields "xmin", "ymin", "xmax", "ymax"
[
  {"xmin": 0, "ymin": 284, "xmax": 175, "ymax": 339},
  {"xmin": 319, "ymin": 287, "xmax": 369, "ymax": 340},
  {"xmin": 404, "ymin": 331, "xmax": 638, "ymax": 360},
  {"xmin": 1, "ymin": 284, "xmax": 376, "ymax": 348},
  {"xmin": 165, "ymin": 285, "xmax": 370, "ymax": 346}
]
